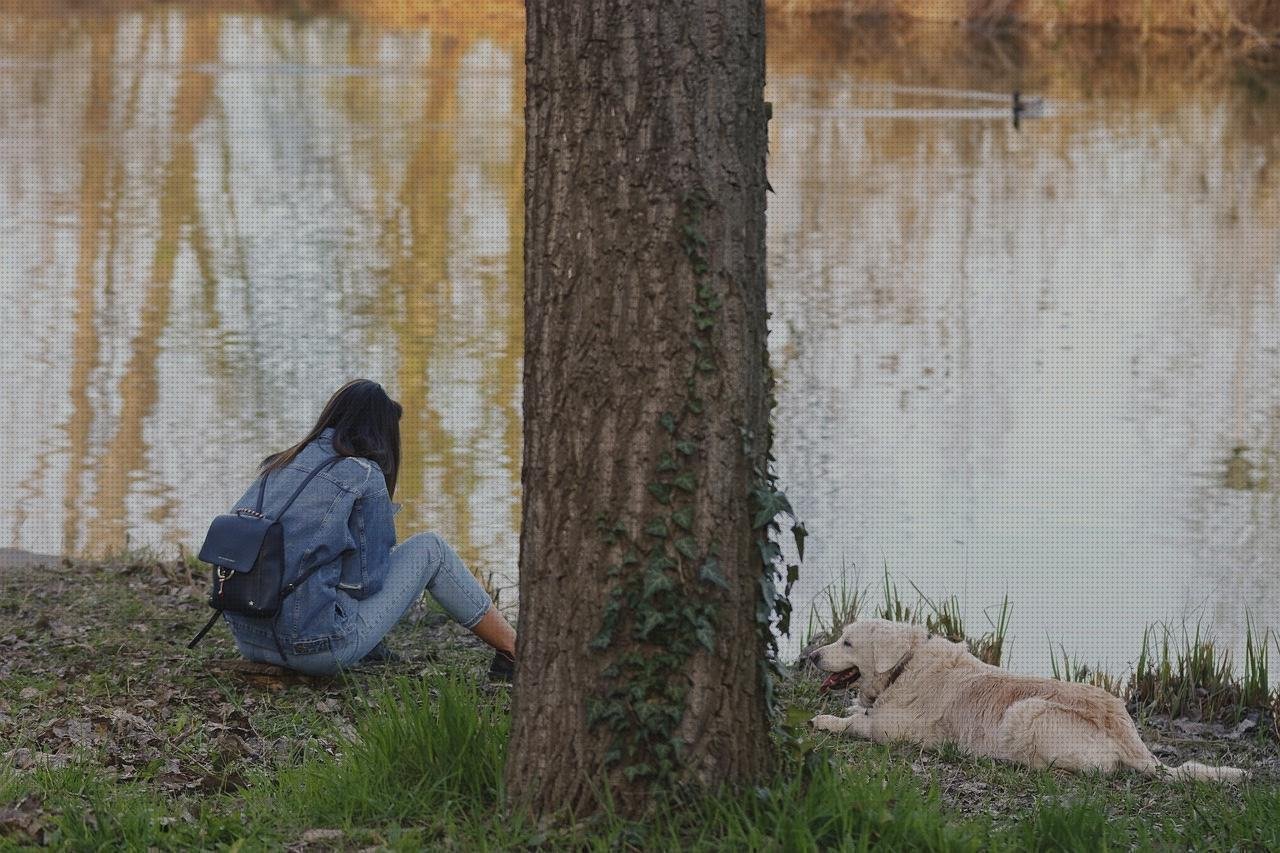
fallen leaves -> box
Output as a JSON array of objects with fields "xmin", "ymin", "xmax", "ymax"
[{"xmin": 0, "ymin": 794, "xmax": 46, "ymax": 845}]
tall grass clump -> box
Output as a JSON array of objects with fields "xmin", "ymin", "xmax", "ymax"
[
  {"xmin": 802, "ymin": 570, "xmax": 867, "ymax": 648},
  {"xmin": 1048, "ymin": 643, "xmax": 1123, "ymax": 696},
  {"xmin": 1130, "ymin": 622, "xmax": 1246, "ymax": 723},
  {"xmin": 1241, "ymin": 614, "xmax": 1273, "ymax": 710},
  {"xmin": 876, "ymin": 565, "xmax": 917, "ymax": 625},
  {"xmin": 272, "ymin": 674, "xmax": 509, "ymax": 828}
]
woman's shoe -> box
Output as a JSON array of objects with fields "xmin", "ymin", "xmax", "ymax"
[{"xmin": 487, "ymin": 650, "xmax": 515, "ymax": 684}]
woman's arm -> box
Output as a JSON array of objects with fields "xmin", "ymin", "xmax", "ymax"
[{"xmin": 344, "ymin": 471, "xmax": 397, "ymax": 599}]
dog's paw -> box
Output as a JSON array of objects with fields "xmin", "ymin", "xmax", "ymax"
[{"xmin": 809, "ymin": 714, "xmax": 844, "ymax": 733}]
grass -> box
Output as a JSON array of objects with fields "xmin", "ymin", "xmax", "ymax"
[
  {"xmin": 274, "ymin": 676, "xmax": 509, "ymax": 829},
  {"xmin": 8, "ymin": 670, "xmax": 1278, "ymax": 851},
  {"xmin": 2, "ymin": 555, "xmax": 1279, "ymax": 849},
  {"xmin": 10, "ymin": 668, "xmax": 1279, "ymax": 851}
]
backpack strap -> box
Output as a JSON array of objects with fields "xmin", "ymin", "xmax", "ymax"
[
  {"xmin": 276, "ymin": 454, "xmax": 344, "ymax": 518},
  {"xmin": 250, "ymin": 454, "xmax": 344, "ymax": 520},
  {"xmin": 187, "ymin": 609, "xmax": 223, "ymax": 649}
]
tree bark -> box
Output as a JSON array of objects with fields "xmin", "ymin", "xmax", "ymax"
[{"xmin": 506, "ymin": 0, "xmax": 774, "ymax": 818}]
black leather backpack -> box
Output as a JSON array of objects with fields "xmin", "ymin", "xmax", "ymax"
[{"xmin": 187, "ymin": 454, "xmax": 343, "ymax": 649}]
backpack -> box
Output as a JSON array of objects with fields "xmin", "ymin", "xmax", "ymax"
[{"xmin": 187, "ymin": 454, "xmax": 343, "ymax": 649}]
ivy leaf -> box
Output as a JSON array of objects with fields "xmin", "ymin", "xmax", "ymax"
[
  {"xmin": 590, "ymin": 628, "xmax": 613, "ymax": 651},
  {"xmin": 687, "ymin": 397, "xmax": 704, "ymax": 414},
  {"xmin": 644, "ymin": 517, "xmax": 669, "ymax": 538},
  {"xmin": 657, "ymin": 453, "xmax": 680, "ymax": 473},
  {"xmin": 786, "ymin": 563, "xmax": 800, "ymax": 588},
  {"xmin": 673, "ymin": 471, "xmax": 697, "ymax": 493},
  {"xmin": 647, "ymin": 552, "xmax": 675, "ymax": 572},
  {"xmin": 751, "ymin": 487, "xmax": 793, "ymax": 528},
  {"xmin": 757, "ymin": 538, "xmax": 781, "ymax": 565},
  {"xmin": 791, "ymin": 521, "xmax": 808, "ymax": 562},
  {"xmin": 659, "ymin": 412, "xmax": 677, "ymax": 433},
  {"xmin": 675, "ymin": 440, "xmax": 696, "ymax": 457},
  {"xmin": 643, "ymin": 568, "xmax": 674, "ymax": 599},
  {"xmin": 637, "ymin": 610, "xmax": 666, "ymax": 639},
  {"xmin": 671, "ymin": 507, "xmax": 694, "ymax": 531},
  {"xmin": 695, "ymin": 620, "xmax": 716, "ymax": 651},
  {"xmin": 783, "ymin": 706, "xmax": 814, "ymax": 729},
  {"xmin": 762, "ymin": 665, "xmax": 776, "ymax": 714},
  {"xmin": 674, "ymin": 537, "xmax": 698, "ymax": 560},
  {"xmin": 757, "ymin": 575, "xmax": 779, "ymax": 625},
  {"xmin": 623, "ymin": 763, "xmax": 653, "ymax": 781},
  {"xmin": 648, "ymin": 482, "xmax": 674, "ymax": 505},
  {"xmin": 699, "ymin": 559, "xmax": 729, "ymax": 590}
]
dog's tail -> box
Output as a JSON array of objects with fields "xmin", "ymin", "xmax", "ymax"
[
  {"xmin": 1117, "ymin": 720, "xmax": 1248, "ymax": 783},
  {"xmin": 1149, "ymin": 760, "xmax": 1249, "ymax": 784}
]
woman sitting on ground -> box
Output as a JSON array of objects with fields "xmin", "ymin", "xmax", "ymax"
[{"xmin": 222, "ymin": 379, "xmax": 517, "ymax": 680}]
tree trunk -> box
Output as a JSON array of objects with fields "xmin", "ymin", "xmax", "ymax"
[{"xmin": 506, "ymin": 0, "xmax": 776, "ymax": 818}]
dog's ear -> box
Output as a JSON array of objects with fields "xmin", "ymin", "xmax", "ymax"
[{"xmin": 868, "ymin": 622, "xmax": 919, "ymax": 677}]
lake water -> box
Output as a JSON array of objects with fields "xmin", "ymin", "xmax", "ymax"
[{"xmin": 1, "ymin": 5, "xmax": 1276, "ymax": 676}]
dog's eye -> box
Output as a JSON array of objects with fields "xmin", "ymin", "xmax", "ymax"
[{"xmin": 842, "ymin": 640, "xmax": 852, "ymax": 647}]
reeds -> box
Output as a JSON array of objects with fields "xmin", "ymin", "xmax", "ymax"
[
  {"xmin": 1048, "ymin": 643, "xmax": 1124, "ymax": 697},
  {"xmin": 1066, "ymin": 617, "xmax": 1277, "ymax": 726},
  {"xmin": 802, "ymin": 569, "xmax": 867, "ymax": 648}
]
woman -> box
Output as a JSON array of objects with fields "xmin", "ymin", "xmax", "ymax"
[{"xmin": 223, "ymin": 379, "xmax": 517, "ymax": 679}]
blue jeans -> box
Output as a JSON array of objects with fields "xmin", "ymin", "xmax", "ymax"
[{"xmin": 232, "ymin": 532, "xmax": 493, "ymax": 675}]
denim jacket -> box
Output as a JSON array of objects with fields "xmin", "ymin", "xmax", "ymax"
[{"xmin": 224, "ymin": 428, "xmax": 397, "ymax": 655}]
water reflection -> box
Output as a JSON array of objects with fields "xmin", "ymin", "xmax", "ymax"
[
  {"xmin": 766, "ymin": 24, "xmax": 1280, "ymax": 668},
  {"xmin": 0, "ymin": 6, "xmax": 1276, "ymax": 673}
]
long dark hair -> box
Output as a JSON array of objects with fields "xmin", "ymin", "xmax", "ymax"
[{"xmin": 261, "ymin": 379, "xmax": 404, "ymax": 497}]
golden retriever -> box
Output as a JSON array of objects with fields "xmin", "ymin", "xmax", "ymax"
[{"xmin": 808, "ymin": 619, "xmax": 1246, "ymax": 782}]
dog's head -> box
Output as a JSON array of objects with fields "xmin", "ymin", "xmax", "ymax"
[{"xmin": 808, "ymin": 619, "xmax": 931, "ymax": 694}]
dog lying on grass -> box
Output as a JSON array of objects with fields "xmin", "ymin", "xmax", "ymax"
[{"xmin": 808, "ymin": 619, "xmax": 1247, "ymax": 783}]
